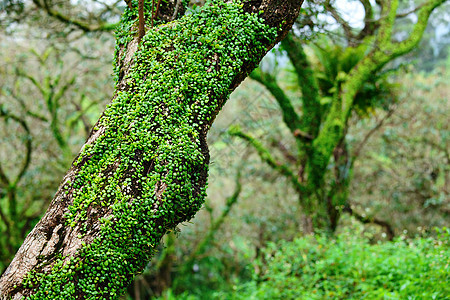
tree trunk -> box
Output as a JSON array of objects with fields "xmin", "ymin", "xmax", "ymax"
[{"xmin": 0, "ymin": 0, "xmax": 302, "ymax": 298}]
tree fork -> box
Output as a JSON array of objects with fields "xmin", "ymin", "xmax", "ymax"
[{"xmin": 0, "ymin": 0, "xmax": 303, "ymax": 299}]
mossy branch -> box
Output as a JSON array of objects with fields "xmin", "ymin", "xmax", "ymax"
[
  {"xmin": 343, "ymin": 205, "xmax": 395, "ymax": 240},
  {"xmin": 0, "ymin": 111, "xmax": 32, "ymax": 188},
  {"xmin": 393, "ymin": 0, "xmax": 446, "ymax": 56},
  {"xmin": 376, "ymin": 0, "xmax": 399, "ymax": 46},
  {"xmin": 281, "ymin": 33, "xmax": 321, "ymax": 138},
  {"xmin": 305, "ymin": 98, "xmax": 344, "ymax": 190},
  {"xmin": 229, "ymin": 126, "xmax": 305, "ymax": 194},
  {"xmin": 370, "ymin": 0, "xmax": 445, "ymax": 73},
  {"xmin": 249, "ymin": 68, "xmax": 302, "ymax": 139}
]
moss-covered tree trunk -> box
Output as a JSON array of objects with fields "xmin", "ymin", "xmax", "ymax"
[{"xmin": 0, "ymin": 0, "xmax": 302, "ymax": 298}]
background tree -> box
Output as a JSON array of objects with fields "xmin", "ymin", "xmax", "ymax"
[
  {"xmin": 144, "ymin": 56, "xmax": 448, "ymax": 299},
  {"xmin": 350, "ymin": 70, "xmax": 449, "ymax": 235},
  {"xmin": 230, "ymin": 0, "xmax": 446, "ymax": 234},
  {"xmin": 0, "ymin": 33, "xmax": 115, "ymax": 273}
]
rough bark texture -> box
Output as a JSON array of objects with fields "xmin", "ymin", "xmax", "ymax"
[{"xmin": 0, "ymin": 0, "xmax": 302, "ymax": 299}]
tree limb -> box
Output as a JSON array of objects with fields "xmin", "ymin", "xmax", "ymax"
[
  {"xmin": 281, "ymin": 33, "xmax": 321, "ymax": 139},
  {"xmin": 394, "ymin": 0, "xmax": 446, "ymax": 55},
  {"xmin": 355, "ymin": 0, "xmax": 378, "ymax": 40},
  {"xmin": 351, "ymin": 104, "xmax": 397, "ymax": 162},
  {"xmin": 229, "ymin": 126, "xmax": 305, "ymax": 194},
  {"xmin": 396, "ymin": 3, "xmax": 426, "ymax": 18},
  {"xmin": 184, "ymin": 169, "xmax": 242, "ymax": 269},
  {"xmin": 343, "ymin": 204, "xmax": 395, "ymax": 240},
  {"xmin": 32, "ymin": 0, "xmax": 118, "ymax": 32},
  {"xmin": 0, "ymin": 110, "xmax": 32, "ymax": 188},
  {"xmin": 324, "ymin": 0, "xmax": 354, "ymax": 42},
  {"xmin": 269, "ymin": 139, "xmax": 298, "ymax": 165},
  {"xmin": 249, "ymin": 68, "xmax": 302, "ymax": 139}
]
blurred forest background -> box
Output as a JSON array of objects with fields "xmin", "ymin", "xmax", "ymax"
[{"xmin": 0, "ymin": 0, "xmax": 449, "ymax": 299}]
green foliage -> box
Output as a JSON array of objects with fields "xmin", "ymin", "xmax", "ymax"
[
  {"xmin": 212, "ymin": 229, "xmax": 450, "ymax": 299},
  {"xmin": 309, "ymin": 37, "xmax": 396, "ymax": 116},
  {"xmin": 22, "ymin": 1, "xmax": 276, "ymax": 298}
]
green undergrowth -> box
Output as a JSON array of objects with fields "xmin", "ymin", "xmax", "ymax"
[
  {"xmin": 160, "ymin": 229, "xmax": 450, "ymax": 300},
  {"xmin": 22, "ymin": 1, "xmax": 276, "ymax": 299}
]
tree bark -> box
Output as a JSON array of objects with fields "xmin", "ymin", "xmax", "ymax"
[{"xmin": 0, "ymin": 0, "xmax": 302, "ymax": 299}]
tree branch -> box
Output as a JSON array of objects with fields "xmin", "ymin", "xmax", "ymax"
[
  {"xmin": 229, "ymin": 126, "xmax": 305, "ymax": 194},
  {"xmin": 343, "ymin": 204, "xmax": 395, "ymax": 240},
  {"xmin": 394, "ymin": 0, "xmax": 446, "ymax": 55},
  {"xmin": 324, "ymin": 0, "xmax": 354, "ymax": 42},
  {"xmin": 351, "ymin": 104, "xmax": 397, "ymax": 162},
  {"xmin": 32, "ymin": 0, "xmax": 118, "ymax": 32},
  {"xmin": 396, "ymin": 3, "xmax": 426, "ymax": 18},
  {"xmin": 0, "ymin": 110, "xmax": 32, "ymax": 187},
  {"xmin": 355, "ymin": 0, "xmax": 378, "ymax": 40},
  {"xmin": 249, "ymin": 68, "xmax": 302, "ymax": 138},
  {"xmin": 281, "ymin": 33, "xmax": 321, "ymax": 139},
  {"xmin": 269, "ymin": 139, "xmax": 298, "ymax": 165},
  {"xmin": 184, "ymin": 169, "xmax": 242, "ymax": 269}
]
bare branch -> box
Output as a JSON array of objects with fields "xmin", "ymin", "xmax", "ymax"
[
  {"xmin": 229, "ymin": 126, "xmax": 305, "ymax": 194},
  {"xmin": 0, "ymin": 110, "xmax": 32, "ymax": 187},
  {"xmin": 324, "ymin": 0, "xmax": 354, "ymax": 42},
  {"xmin": 343, "ymin": 204, "xmax": 395, "ymax": 240},
  {"xmin": 355, "ymin": 0, "xmax": 378, "ymax": 40},
  {"xmin": 269, "ymin": 139, "xmax": 298, "ymax": 165},
  {"xmin": 184, "ymin": 169, "xmax": 242, "ymax": 268},
  {"xmin": 352, "ymin": 104, "xmax": 398, "ymax": 161},
  {"xmin": 32, "ymin": 0, "xmax": 118, "ymax": 32},
  {"xmin": 396, "ymin": 3, "xmax": 426, "ymax": 18},
  {"xmin": 172, "ymin": 0, "xmax": 182, "ymax": 20}
]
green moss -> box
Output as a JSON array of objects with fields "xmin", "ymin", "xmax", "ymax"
[{"xmin": 23, "ymin": 1, "xmax": 276, "ymax": 299}]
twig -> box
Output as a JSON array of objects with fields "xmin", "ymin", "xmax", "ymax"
[
  {"xmin": 33, "ymin": 0, "xmax": 117, "ymax": 32},
  {"xmin": 172, "ymin": 0, "xmax": 181, "ymax": 20},
  {"xmin": 343, "ymin": 204, "xmax": 395, "ymax": 240},
  {"xmin": 138, "ymin": 0, "xmax": 145, "ymax": 42},
  {"xmin": 352, "ymin": 105, "xmax": 397, "ymax": 162}
]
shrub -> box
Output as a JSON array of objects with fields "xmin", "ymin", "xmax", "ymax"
[{"xmin": 212, "ymin": 228, "xmax": 449, "ymax": 299}]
